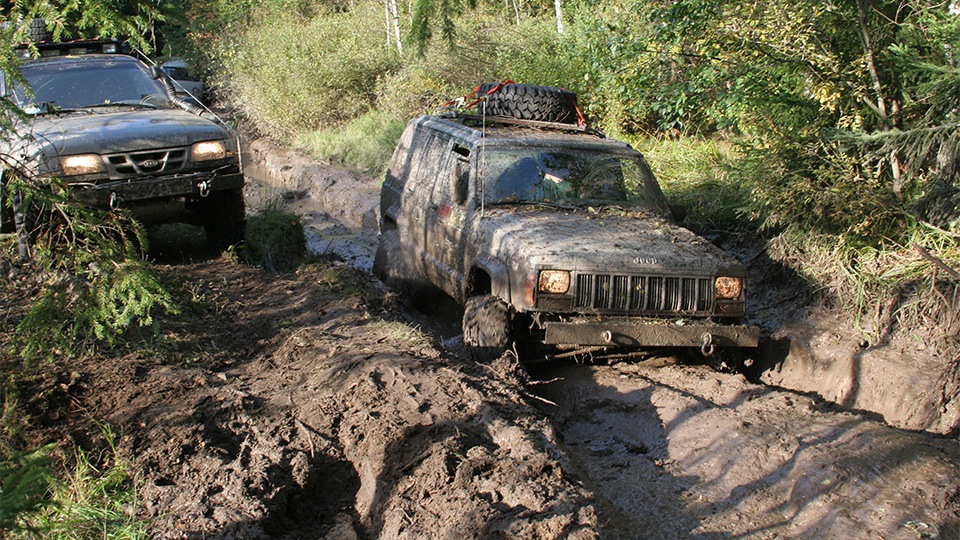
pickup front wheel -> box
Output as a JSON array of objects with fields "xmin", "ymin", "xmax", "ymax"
[
  {"xmin": 462, "ymin": 295, "xmax": 511, "ymax": 362},
  {"xmin": 202, "ymin": 188, "xmax": 246, "ymax": 251}
]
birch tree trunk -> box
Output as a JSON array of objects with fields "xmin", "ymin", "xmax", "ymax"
[
  {"xmin": 389, "ymin": 0, "xmax": 403, "ymax": 54},
  {"xmin": 555, "ymin": 0, "xmax": 564, "ymax": 33}
]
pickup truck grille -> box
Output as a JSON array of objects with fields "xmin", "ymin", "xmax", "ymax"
[
  {"xmin": 106, "ymin": 148, "xmax": 188, "ymax": 177},
  {"xmin": 574, "ymin": 273, "xmax": 713, "ymax": 314}
]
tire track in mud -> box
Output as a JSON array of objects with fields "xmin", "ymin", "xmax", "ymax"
[{"xmin": 529, "ymin": 360, "xmax": 960, "ymax": 539}]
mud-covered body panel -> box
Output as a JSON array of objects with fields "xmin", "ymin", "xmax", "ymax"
[{"xmin": 379, "ymin": 114, "xmax": 759, "ymax": 351}]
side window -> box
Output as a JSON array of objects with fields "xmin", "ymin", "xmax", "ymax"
[
  {"xmin": 430, "ymin": 140, "xmax": 471, "ymax": 205},
  {"xmin": 405, "ymin": 132, "xmax": 438, "ymax": 194}
]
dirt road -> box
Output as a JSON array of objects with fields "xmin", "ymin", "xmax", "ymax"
[{"xmin": 56, "ymin": 249, "xmax": 952, "ymax": 539}]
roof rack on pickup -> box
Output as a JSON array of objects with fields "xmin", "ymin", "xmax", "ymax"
[{"xmin": 14, "ymin": 38, "xmax": 130, "ymax": 59}]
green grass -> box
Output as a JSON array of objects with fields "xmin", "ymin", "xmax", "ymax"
[
  {"xmin": 294, "ymin": 109, "xmax": 406, "ymax": 174},
  {"xmin": 5, "ymin": 423, "xmax": 149, "ymax": 539},
  {"xmin": 241, "ymin": 200, "xmax": 307, "ymax": 274},
  {"xmin": 368, "ymin": 320, "xmax": 433, "ymax": 350},
  {"xmin": 627, "ymin": 135, "xmax": 755, "ymax": 231}
]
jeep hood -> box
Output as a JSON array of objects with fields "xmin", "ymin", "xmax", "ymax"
[
  {"xmin": 28, "ymin": 108, "xmax": 229, "ymax": 156},
  {"xmin": 480, "ymin": 208, "xmax": 745, "ymax": 276}
]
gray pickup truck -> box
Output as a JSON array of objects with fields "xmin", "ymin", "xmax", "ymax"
[
  {"xmin": 0, "ymin": 41, "xmax": 244, "ymax": 257},
  {"xmin": 376, "ymin": 85, "xmax": 759, "ymax": 361}
]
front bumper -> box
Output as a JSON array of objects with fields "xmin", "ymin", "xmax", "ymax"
[
  {"xmin": 543, "ymin": 319, "xmax": 760, "ymax": 348},
  {"xmin": 69, "ymin": 168, "xmax": 244, "ymax": 208}
]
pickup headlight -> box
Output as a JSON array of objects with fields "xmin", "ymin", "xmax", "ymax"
[
  {"xmin": 191, "ymin": 140, "xmax": 227, "ymax": 161},
  {"xmin": 61, "ymin": 154, "xmax": 105, "ymax": 176},
  {"xmin": 539, "ymin": 270, "xmax": 570, "ymax": 294},
  {"xmin": 715, "ymin": 276, "xmax": 743, "ymax": 299}
]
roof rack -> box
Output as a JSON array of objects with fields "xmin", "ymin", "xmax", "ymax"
[
  {"xmin": 14, "ymin": 38, "xmax": 130, "ymax": 59},
  {"xmin": 438, "ymin": 111, "xmax": 605, "ymax": 137}
]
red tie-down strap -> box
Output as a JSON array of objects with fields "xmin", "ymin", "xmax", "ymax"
[
  {"xmin": 439, "ymin": 80, "xmax": 588, "ymax": 127},
  {"xmin": 437, "ymin": 80, "xmax": 517, "ymax": 112}
]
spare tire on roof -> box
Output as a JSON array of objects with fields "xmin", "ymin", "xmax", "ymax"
[
  {"xmin": 26, "ymin": 18, "xmax": 51, "ymax": 42},
  {"xmin": 477, "ymin": 83, "xmax": 580, "ymax": 125}
]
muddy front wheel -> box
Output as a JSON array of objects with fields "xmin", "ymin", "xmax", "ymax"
[
  {"xmin": 462, "ymin": 295, "xmax": 511, "ymax": 362},
  {"xmin": 202, "ymin": 188, "xmax": 246, "ymax": 251}
]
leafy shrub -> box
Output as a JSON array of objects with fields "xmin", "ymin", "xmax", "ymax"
[
  {"xmin": 6, "ymin": 178, "xmax": 177, "ymax": 361},
  {"xmin": 0, "ymin": 443, "xmax": 55, "ymax": 535},
  {"xmin": 7, "ymin": 423, "xmax": 149, "ymax": 539}
]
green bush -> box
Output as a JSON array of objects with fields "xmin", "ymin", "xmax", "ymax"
[
  {"xmin": 5, "ymin": 179, "xmax": 177, "ymax": 362},
  {"xmin": 7, "ymin": 424, "xmax": 149, "ymax": 540}
]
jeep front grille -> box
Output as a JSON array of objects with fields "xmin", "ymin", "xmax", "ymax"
[
  {"xmin": 106, "ymin": 148, "xmax": 187, "ymax": 177},
  {"xmin": 574, "ymin": 273, "xmax": 713, "ymax": 314}
]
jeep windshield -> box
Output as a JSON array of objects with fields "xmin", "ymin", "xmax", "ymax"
[
  {"xmin": 480, "ymin": 148, "xmax": 671, "ymax": 217},
  {"xmin": 13, "ymin": 58, "xmax": 173, "ymax": 113}
]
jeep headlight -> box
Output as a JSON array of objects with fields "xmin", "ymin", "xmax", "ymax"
[
  {"xmin": 538, "ymin": 270, "xmax": 570, "ymax": 294},
  {"xmin": 61, "ymin": 154, "xmax": 105, "ymax": 176},
  {"xmin": 715, "ymin": 276, "xmax": 743, "ymax": 299},
  {"xmin": 191, "ymin": 140, "xmax": 227, "ymax": 161}
]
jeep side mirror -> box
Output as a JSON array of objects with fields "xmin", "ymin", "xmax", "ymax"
[{"xmin": 452, "ymin": 160, "xmax": 468, "ymax": 205}]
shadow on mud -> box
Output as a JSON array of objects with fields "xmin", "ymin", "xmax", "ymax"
[
  {"xmin": 528, "ymin": 359, "xmax": 704, "ymax": 539},
  {"xmin": 527, "ymin": 356, "xmax": 960, "ymax": 539},
  {"xmin": 145, "ymin": 222, "xmax": 224, "ymax": 264}
]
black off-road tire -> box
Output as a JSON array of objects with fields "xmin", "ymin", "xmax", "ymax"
[
  {"xmin": 26, "ymin": 18, "xmax": 50, "ymax": 42},
  {"xmin": 202, "ymin": 188, "xmax": 246, "ymax": 251},
  {"xmin": 462, "ymin": 295, "xmax": 512, "ymax": 362},
  {"xmin": 0, "ymin": 175, "xmax": 13, "ymax": 233},
  {"xmin": 372, "ymin": 226, "xmax": 397, "ymax": 283},
  {"xmin": 477, "ymin": 83, "xmax": 579, "ymax": 124}
]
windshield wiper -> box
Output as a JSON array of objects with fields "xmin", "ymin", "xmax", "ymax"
[{"xmin": 81, "ymin": 101, "xmax": 158, "ymax": 110}]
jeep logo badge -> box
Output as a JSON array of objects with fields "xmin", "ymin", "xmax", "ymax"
[{"xmin": 634, "ymin": 257, "xmax": 658, "ymax": 265}]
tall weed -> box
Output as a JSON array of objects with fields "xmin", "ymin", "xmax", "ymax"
[
  {"xmin": 222, "ymin": 4, "xmax": 400, "ymax": 139},
  {"xmin": 295, "ymin": 109, "xmax": 406, "ymax": 173}
]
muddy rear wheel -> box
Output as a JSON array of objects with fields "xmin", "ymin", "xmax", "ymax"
[
  {"xmin": 462, "ymin": 295, "xmax": 511, "ymax": 362},
  {"xmin": 0, "ymin": 173, "xmax": 13, "ymax": 234}
]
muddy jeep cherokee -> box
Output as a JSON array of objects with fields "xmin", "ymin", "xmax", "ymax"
[
  {"xmin": 0, "ymin": 41, "xmax": 244, "ymax": 257},
  {"xmin": 376, "ymin": 92, "xmax": 759, "ymax": 361}
]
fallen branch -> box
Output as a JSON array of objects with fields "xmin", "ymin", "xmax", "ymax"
[{"xmin": 914, "ymin": 243, "xmax": 960, "ymax": 280}]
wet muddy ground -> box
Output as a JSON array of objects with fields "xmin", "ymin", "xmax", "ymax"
[{"xmin": 6, "ymin": 144, "xmax": 957, "ymax": 539}]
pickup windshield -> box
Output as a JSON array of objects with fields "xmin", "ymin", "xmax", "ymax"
[
  {"xmin": 14, "ymin": 58, "xmax": 172, "ymax": 112},
  {"xmin": 479, "ymin": 148, "xmax": 672, "ymax": 217}
]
